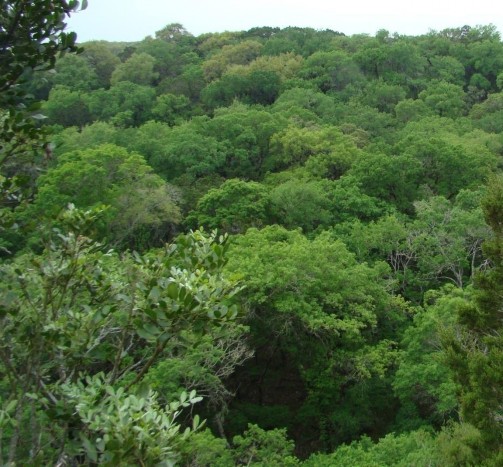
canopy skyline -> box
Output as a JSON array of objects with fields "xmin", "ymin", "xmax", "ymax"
[{"xmin": 67, "ymin": 0, "xmax": 503, "ymax": 42}]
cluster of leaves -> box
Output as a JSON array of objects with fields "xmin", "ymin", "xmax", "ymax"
[
  {"xmin": 0, "ymin": 0, "xmax": 85, "ymax": 176},
  {"xmin": 0, "ymin": 205, "xmax": 242, "ymax": 464}
]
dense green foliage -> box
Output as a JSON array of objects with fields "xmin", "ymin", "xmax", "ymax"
[{"xmin": 1, "ymin": 4, "xmax": 503, "ymax": 464}]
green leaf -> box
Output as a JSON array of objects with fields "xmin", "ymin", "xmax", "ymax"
[
  {"xmin": 80, "ymin": 433, "xmax": 98, "ymax": 462},
  {"xmin": 5, "ymin": 400, "xmax": 17, "ymax": 413},
  {"xmin": 136, "ymin": 327, "xmax": 156, "ymax": 341},
  {"xmin": 167, "ymin": 282, "xmax": 178, "ymax": 300},
  {"xmin": 192, "ymin": 414, "xmax": 200, "ymax": 430},
  {"xmin": 143, "ymin": 322, "xmax": 161, "ymax": 336},
  {"xmin": 149, "ymin": 286, "xmax": 161, "ymax": 302}
]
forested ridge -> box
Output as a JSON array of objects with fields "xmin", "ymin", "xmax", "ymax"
[{"xmin": 1, "ymin": 2, "xmax": 503, "ymax": 464}]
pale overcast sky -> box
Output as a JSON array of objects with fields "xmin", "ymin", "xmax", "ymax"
[{"xmin": 67, "ymin": 0, "xmax": 503, "ymax": 42}]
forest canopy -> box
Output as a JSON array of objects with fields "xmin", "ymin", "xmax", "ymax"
[{"xmin": 1, "ymin": 3, "xmax": 502, "ymax": 465}]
